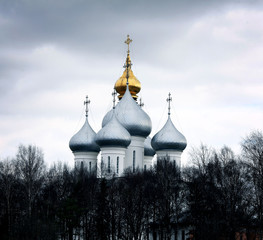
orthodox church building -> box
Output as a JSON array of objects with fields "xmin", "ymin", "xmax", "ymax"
[{"xmin": 69, "ymin": 36, "xmax": 187, "ymax": 177}]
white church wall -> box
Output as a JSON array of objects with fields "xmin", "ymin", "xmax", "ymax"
[
  {"xmin": 144, "ymin": 155, "xmax": 153, "ymax": 170},
  {"xmin": 125, "ymin": 136, "xmax": 145, "ymax": 171},
  {"xmin": 74, "ymin": 151, "xmax": 98, "ymax": 173},
  {"xmin": 156, "ymin": 150, "xmax": 182, "ymax": 168},
  {"xmin": 99, "ymin": 147, "xmax": 126, "ymax": 177}
]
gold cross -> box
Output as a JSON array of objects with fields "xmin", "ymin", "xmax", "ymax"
[{"xmin": 125, "ymin": 35, "xmax": 132, "ymax": 53}]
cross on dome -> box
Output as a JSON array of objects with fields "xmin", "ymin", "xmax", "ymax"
[
  {"xmin": 84, "ymin": 95, "xmax": 90, "ymax": 117},
  {"xmin": 139, "ymin": 98, "xmax": 144, "ymax": 108},
  {"xmin": 167, "ymin": 92, "xmax": 172, "ymax": 116},
  {"xmin": 112, "ymin": 89, "xmax": 117, "ymax": 109},
  {"xmin": 123, "ymin": 35, "xmax": 133, "ymax": 86},
  {"xmin": 115, "ymin": 35, "xmax": 140, "ymax": 100},
  {"xmin": 125, "ymin": 34, "xmax": 132, "ymax": 54}
]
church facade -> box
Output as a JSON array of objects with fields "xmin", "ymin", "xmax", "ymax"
[{"xmin": 69, "ymin": 36, "xmax": 187, "ymax": 177}]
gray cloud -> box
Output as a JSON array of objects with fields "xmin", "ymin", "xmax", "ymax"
[
  {"xmin": 0, "ymin": 0, "xmax": 263, "ymax": 164},
  {"xmin": 1, "ymin": 0, "xmax": 259, "ymax": 51}
]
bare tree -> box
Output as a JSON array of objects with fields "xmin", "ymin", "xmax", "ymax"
[
  {"xmin": 241, "ymin": 130, "xmax": 263, "ymax": 239},
  {"xmin": 0, "ymin": 158, "xmax": 16, "ymax": 239},
  {"xmin": 189, "ymin": 143, "xmax": 214, "ymax": 175},
  {"xmin": 15, "ymin": 144, "xmax": 46, "ymax": 216}
]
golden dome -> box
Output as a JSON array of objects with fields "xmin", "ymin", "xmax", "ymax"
[{"xmin": 114, "ymin": 54, "xmax": 141, "ymax": 100}]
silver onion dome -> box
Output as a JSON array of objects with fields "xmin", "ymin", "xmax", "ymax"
[
  {"xmin": 144, "ymin": 136, "xmax": 155, "ymax": 156},
  {"xmin": 96, "ymin": 110, "xmax": 131, "ymax": 148},
  {"xmin": 102, "ymin": 86, "xmax": 152, "ymax": 137},
  {"xmin": 102, "ymin": 108, "xmax": 113, "ymax": 127},
  {"xmin": 151, "ymin": 116, "xmax": 187, "ymax": 151},
  {"xmin": 69, "ymin": 118, "xmax": 100, "ymax": 153}
]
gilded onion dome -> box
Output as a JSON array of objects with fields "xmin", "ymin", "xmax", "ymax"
[
  {"xmin": 95, "ymin": 110, "xmax": 131, "ymax": 148},
  {"xmin": 69, "ymin": 118, "xmax": 100, "ymax": 153},
  {"xmin": 151, "ymin": 116, "xmax": 187, "ymax": 151},
  {"xmin": 102, "ymin": 85, "xmax": 152, "ymax": 137},
  {"xmin": 114, "ymin": 35, "xmax": 141, "ymax": 100},
  {"xmin": 114, "ymin": 54, "xmax": 141, "ymax": 100},
  {"xmin": 144, "ymin": 136, "xmax": 155, "ymax": 157},
  {"xmin": 103, "ymin": 35, "xmax": 151, "ymax": 137}
]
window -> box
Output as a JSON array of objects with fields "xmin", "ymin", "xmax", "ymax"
[
  {"xmin": 117, "ymin": 157, "xmax": 119, "ymax": 174},
  {"xmin": 144, "ymin": 164, "xmax": 146, "ymax": 171},
  {"xmin": 81, "ymin": 161, "xmax": 83, "ymax": 169},
  {"xmin": 133, "ymin": 150, "xmax": 136, "ymax": 173},
  {"xmin": 108, "ymin": 156, "xmax": 110, "ymax": 173},
  {"xmin": 89, "ymin": 162, "xmax": 91, "ymax": 172}
]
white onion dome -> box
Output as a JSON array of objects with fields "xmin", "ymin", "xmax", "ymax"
[
  {"xmin": 102, "ymin": 86, "xmax": 152, "ymax": 137},
  {"xmin": 151, "ymin": 116, "xmax": 187, "ymax": 151},
  {"xmin": 144, "ymin": 136, "xmax": 155, "ymax": 156},
  {"xmin": 69, "ymin": 118, "xmax": 100, "ymax": 153},
  {"xmin": 96, "ymin": 110, "xmax": 131, "ymax": 148}
]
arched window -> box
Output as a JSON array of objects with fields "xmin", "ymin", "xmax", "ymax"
[
  {"xmin": 133, "ymin": 150, "xmax": 136, "ymax": 173},
  {"xmin": 81, "ymin": 161, "xmax": 83, "ymax": 169},
  {"xmin": 108, "ymin": 156, "xmax": 110, "ymax": 173},
  {"xmin": 117, "ymin": 157, "xmax": 119, "ymax": 174},
  {"xmin": 144, "ymin": 164, "xmax": 146, "ymax": 171},
  {"xmin": 89, "ymin": 162, "xmax": 91, "ymax": 172}
]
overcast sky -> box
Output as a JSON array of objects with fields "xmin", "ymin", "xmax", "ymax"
[{"xmin": 0, "ymin": 0, "xmax": 262, "ymax": 166}]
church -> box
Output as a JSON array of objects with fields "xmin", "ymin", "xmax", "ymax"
[{"xmin": 69, "ymin": 35, "xmax": 187, "ymax": 177}]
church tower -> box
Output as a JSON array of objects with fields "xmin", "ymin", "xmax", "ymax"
[
  {"xmin": 69, "ymin": 96, "xmax": 100, "ymax": 173},
  {"xmin": 69, "ymin": 36, "xmax": 187, "ymax": 176},
  {"xmin": 151, "ymin": 93, "xmax": 187, "ymax": 167},
  {"xmin": 95, "ymin": 90, "xmax": 131, "ymax": 177},
  {"xmin": 102, "ymin": 35, "xmax": 152, "ymax": 172}
]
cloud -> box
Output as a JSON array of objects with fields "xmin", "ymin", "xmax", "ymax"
[{"xmin": 0, "ymin": 0, "xmax": 263, "ymax": 167}]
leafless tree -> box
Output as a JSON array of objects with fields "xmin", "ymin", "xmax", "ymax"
[
  {"xmin": 241, "ymin": 130, "xmax": 263, "ymax": 239},
  {"xmin": 15, "ymin": 144, "xmax": 46, "ymax": 216},
  {"xmin": 189, "ymin": 143, "xmax": 214, "ymax": 175},
  {"xmin": 0, "ymin": 158, "xmax": 16, "ymax": 238}
]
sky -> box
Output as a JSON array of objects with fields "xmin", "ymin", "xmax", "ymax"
[{"xmin": 0, "ymin": 0, "xmax": 263, "ymax": 167}]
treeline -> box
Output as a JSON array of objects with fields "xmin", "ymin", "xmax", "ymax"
[{"xmin": 0, "ymin": 131, "xmax": 263, "ymax": 240}]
